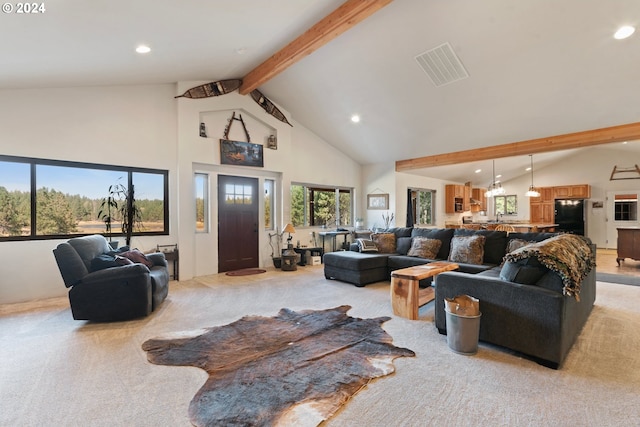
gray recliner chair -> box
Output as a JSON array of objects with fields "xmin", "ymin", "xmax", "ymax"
[{"xmin": 53, "ymin": 234, "xmax": 169, "ymax": 321}]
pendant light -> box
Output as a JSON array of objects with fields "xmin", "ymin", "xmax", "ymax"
[
  {"xmin": 485, "ymin": 160, "xmax": 505, "ymax": 197},
  {"xmin": 525, "ymin": 154, "xmax": 541, "ymax": 197}
]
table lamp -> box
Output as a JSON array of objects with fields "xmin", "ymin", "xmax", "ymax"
[{"xmin": 283, "ymin": 223, "xmax": 296, "ymax": 248}]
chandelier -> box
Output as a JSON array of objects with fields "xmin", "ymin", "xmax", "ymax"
[
  {"xmin": 525, "ymin": 154, "xmax": 541, "ymax": 197},
  {"xmin": 485, "ymin": 160, "xmax": 505, "ymax": 198}
]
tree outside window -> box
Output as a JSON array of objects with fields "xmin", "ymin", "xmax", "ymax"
[{"xmin": 494, "ymin": 195, "xmax": 518, "ymax": 215}]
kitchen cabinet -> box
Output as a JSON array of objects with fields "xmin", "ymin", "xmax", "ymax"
[
  {"xmin": 553, "ymin": 185, "xmax": 591, "ymax": 199},
  {"xmin": 530, "ymin": 185, "xmax": 589, "ymax": 223},
  {"xmin": 445, "ymin": 184, "xmax": 471, "ymax": 213},
  {"xmin": 470, "ymin": 188, "xmax": 487, "ymax": 212}
]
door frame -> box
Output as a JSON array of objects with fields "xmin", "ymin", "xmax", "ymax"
[{"xmin": 192, "ymin": 163, "xmax": 283, "ymax": 275}]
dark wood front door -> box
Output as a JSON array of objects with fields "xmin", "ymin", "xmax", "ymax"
[{"xmin": 218, "ymin": 175, "xmax": 259, "ymax": 272}]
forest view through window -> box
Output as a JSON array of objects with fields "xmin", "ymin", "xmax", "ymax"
[
  {"xmin": 0, "ymin": 155, "xmax": 168, "ymax": 241},
  {"xmin": 290, "ymin": 184, "xmax": 352, "ymax": 227}
]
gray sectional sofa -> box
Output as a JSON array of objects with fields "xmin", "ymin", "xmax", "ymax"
[
  {"xmin": 324, "ymin": 227, "xmax": 550, "ymax": 287},
  {"xmin": 323, "ymin": 227, "xmax": 596, "ymax": 368}
]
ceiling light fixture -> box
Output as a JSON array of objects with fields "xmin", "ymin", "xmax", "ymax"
[
  {"xmin": 614, "ymin": 25, "xmax": 635, "ymax": 40},
  {"xmin": 135, "ymin": 45, "xmax": 151, "ymax": 54},
  {"xmin": 485, "ymin": 160, "xmax": 505, "ymax": 198},
  {"xmin": 525, "ymin": 154, "xmax": 541, "ymax": 197},
  {"xmin": 351, "ymin": 115, "xmax": 360, "ymax": 123}
]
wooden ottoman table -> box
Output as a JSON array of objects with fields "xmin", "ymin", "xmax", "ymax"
[{"xmin": 390, "ymin": 261, "xmax": 459, "ymax": 320}]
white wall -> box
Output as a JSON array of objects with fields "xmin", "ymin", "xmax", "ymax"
[
  {"xmin": 0, "ymin": 84, "xmax": 362, "ymax": 303},
  {"xmin": 0, "ymin": 85, "xmax": 178, "ymax": 303},
  {"xmin": 176, "ymin": 85, "xmax": 362, "ymax": 278}
]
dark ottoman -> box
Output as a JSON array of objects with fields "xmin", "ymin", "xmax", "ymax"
[{"xmin": 323, "ymin": 251, "xmax": 390, "ymax": 287}]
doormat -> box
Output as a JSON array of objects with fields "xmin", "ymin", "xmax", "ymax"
[
  {"xmin": 225, "ymin": 268, "xmax": 266, "ymax": 276},
  {"xmin": 142, "ymin": 305, "xmax": 415, "ymax": 426}
]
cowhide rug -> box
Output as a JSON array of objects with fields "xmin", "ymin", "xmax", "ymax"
[{"xmin": 142, "ymin": 305, "xmax": 415, "ymax": 426}]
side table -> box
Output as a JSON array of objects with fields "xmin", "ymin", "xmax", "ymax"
[
  {"xmin": 390, "ymin": 261, "xmax": 459, "ymax": 320},
  {"xmin": 157, "ymin": 244, "xmax": 179, "ymax": 280}
]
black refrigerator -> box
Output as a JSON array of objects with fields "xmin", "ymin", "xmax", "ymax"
[{"xmin": 554, "ymin": 199, "xmax": 585, "ymax": 235}]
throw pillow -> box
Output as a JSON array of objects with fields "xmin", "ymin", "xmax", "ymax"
[
  {"xmin": 448, "ymin": 235, "xmax": 486, "ymax": 265},
  {"xmin": 506, "ymin": 238, "xmax": 535, "ymax": 254},
  {"xmin": 115, "ymin": 255, "xmax": 134, "ymax": 266},
  {"xmin": 90, "ymin": 254, "xmax": 119, "ymax": 272},
  {"xmin": 371, "ymin": 233, "xmax": 396, "ymax": 253},
  {"xmin": 118, "ymin": 249, "xmax": 154, "ymax": 268},
  {"xmin": 356, "ymin": 238, "xmax": 378, "ymax": 253},
  {"xmin": 407, "ymin": 237, "xmax": 442, "ymax": 259},
  {"xmin": 500, "ymin": 256, "xmax": 549, "ymax": 285}
]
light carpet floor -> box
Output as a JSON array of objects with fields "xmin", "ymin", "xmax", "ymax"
[{"xmin": 1, "ymin": 266, "xmax": 640, "ymax": 426}]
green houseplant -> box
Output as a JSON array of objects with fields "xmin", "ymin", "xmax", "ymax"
[
  {"xmin": 98, "ymin": 181, "xmax": 127, "ymax": 248},
  {"xmin": 120, "ymin": 184, "xmax": 143, "ymax": 247},
  {"xmin": 98, "ymin": 180, "xmax": 143, "ymax": 248}
]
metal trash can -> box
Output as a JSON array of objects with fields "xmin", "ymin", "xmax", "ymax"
[{"xmin": 445, "ymin": 309, "xmax": 481, "ymax": 355}]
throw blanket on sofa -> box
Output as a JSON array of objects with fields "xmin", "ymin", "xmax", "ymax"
[{"xmin": 504, "ymin": 234, "xmax": 595, "ymax": 300}]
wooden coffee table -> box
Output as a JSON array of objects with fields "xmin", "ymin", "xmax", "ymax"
[{"xmin": 390, "ymin": 261, "xmax": 459, "ymax": 320}]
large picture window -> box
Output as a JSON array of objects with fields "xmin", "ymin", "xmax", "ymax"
[
  {"xmin": 291, "ymin": 184, "xmax": 352, "ymax": 227},
  {"xmin": 0, "ymin": 155, "xmax": 168, "ymax": 241}
]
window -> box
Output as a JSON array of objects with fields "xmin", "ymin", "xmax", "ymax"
[
  {"xmin": 614, "ymin": 194, "xmax": 638, "ymax": 221},
  {"xmin": 0, "ymin": 155, "xmax": 168, "ymax": 241},
  {"xmin": 409, "ymin": 188, "xmax": 436, "ymax": 226},
  {"xmin": 264, "ymin": 179, "xmax": 274, "ymax": 230},
  {"xmin": 290, "ymin": 184, "xmax": 353, "ymax": 227},
  {"xmin": 195, "ymin": 173, "xmax": 208, "ymax": 232},
  {"xmin": 494, "ymin": 195, "xmax": 517, "ymax": 215}
]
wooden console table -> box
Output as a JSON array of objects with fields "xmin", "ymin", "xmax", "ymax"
[
  {"xmin": 616, "ymin": 227, "xmax": 640, "ymax": 266},
  {"xmin": 390, "ymin": 262, "xmax": 459, "ymax": 320}
]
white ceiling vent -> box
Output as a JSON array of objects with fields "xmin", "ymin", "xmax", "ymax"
[{"xmin": 415, "ymin": 42, "xmax": 469, "ymax": 87}]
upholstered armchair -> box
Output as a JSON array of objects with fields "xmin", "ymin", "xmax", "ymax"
[{"xmin": 53, "ymin": 234, "xmax": 169, "ymax": 321}]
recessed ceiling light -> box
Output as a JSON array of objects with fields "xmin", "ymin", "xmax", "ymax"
[
  {"xmin": 351, "ymin": 115, "xmax": 360, "ymax": 123},
  {"xmin": 526, "ymin": 167, "xmax": 532, "ymax": 171},
  {"xmin": 614, "ymin": 25, "xmax": 635, "ymax": 40},
  {"xmin": 623, "ymin": 141, "xmax": 628, "ymax": 144},
  {"xmin": 235, "ymin": 47, "xmax": 247, "ymax": 55},
  {"xmin": 496, "ymin": 174, "xmax": 502, "ymax": 179},
  {"xmin": 474, "ymin": 169, "xmax": 481, "ymax": 174},
  {"xmin": 136, "ymin": 45, "xmax": 151, "ymax": 54}
]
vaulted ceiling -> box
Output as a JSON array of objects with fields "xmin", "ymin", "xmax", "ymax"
[{"xmin": 2, "ymin": 0, "xmax": 638, "ymax": 184}]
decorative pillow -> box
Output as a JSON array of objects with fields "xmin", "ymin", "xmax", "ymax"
[
  {"xmin": 407, "ymin": 237, "xmax": 442, "ymax": 259},
  {"xmin": 500, "ymin": 256, "xmax": 549, "ymax": 285},
  {"xmin": 115, "ymin": 255, "xmax": 134, "ymax": 266},
  {"xmin": 356, "ymin": 238, "xmax": 378, "ymax": 253},
  {"xmin": 371, "ymin": 233, "xmax": 397, "ymax": 253},
  {"xmin": 506, "ymin": 238, "xmax": 535, "ymax": 254},
  {"xmin": 448, "ymin": 235, "xmax": 486, "ymax": 265},
  {"xmin": 117, "ymin": 249, "xmax": 154, "ymax": 268},
  {"xmin": 90, "ymin": 254, "xmax": 119, "ymax": 272}
]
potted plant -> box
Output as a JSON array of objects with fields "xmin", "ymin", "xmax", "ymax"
[
  {"xmin": 98, "ymin": 179, "xmax": 143, "ymax": 248},
  {"xmin": 120, "ymin": 184, "xmax": 143, "ymax": 247},
  {"xmin": 98, "ymin": 181, "xmax": 127, "ymax": 249}
]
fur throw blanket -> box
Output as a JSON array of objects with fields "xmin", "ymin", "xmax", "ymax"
[{"xmin": 504, "ymin": 234, "xmax": 595, "ymax": 300}]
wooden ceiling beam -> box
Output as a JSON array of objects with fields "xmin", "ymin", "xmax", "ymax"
[
  {"xmin": 396, "ymin": 122, "xmax": 640, "ymax": 171},
  {"xmin": 239, "ymin": 0, "xmax": 393, "ymax": 95}
]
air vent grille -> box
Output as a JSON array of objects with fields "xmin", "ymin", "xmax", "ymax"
[{"xmin": 415, "ymin": 42, "xmax": 469, "ymax": 87}]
